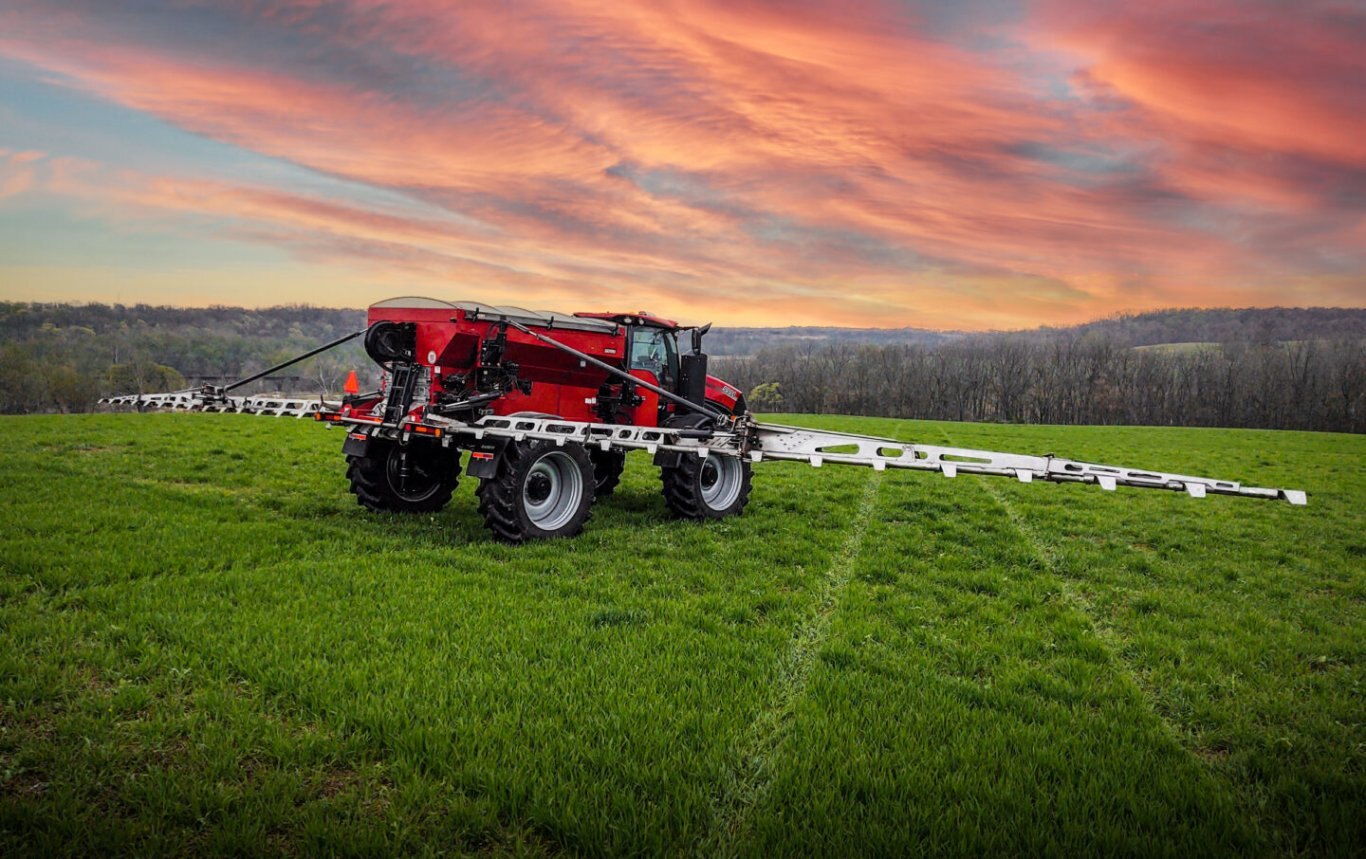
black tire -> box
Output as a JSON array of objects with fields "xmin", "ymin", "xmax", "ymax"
[
  {"xmin": 588, "ymin": 448, "xmax": 626, "ymax": 497},
  {"xmin": 660, "ymin": 411, "xmax": 753, "ymax": 521},
  {"xmin": 476, "ymin": 440, "xmax": 595, "ymax": 543},
  {"xmin": 661, "ymin": 452, "xmax": 752, "ymax": 520},
  {"xmin": 347, "ymin": 440, "xmax": 461, "ymax": 513}
]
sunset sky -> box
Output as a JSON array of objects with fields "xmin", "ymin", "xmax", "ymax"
[{"xmin": 0, "ymin": 0, "xmax": 1362, "ymax": 329}]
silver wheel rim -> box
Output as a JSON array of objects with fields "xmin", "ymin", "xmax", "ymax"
[
  {"xmin": 699, "ymin": 456, "xmax": 743, "ymax": 510},
  {"xmin": 523, "ymin": 450, "xmax": 584, "ymax": 531}
]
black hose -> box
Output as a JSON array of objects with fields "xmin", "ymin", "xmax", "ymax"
[{"xmin": 221, "ymin": 328, "xmax": 368, "ymax": 393}]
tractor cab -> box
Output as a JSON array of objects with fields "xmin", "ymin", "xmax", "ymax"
[
  {"xmin": 626, "ymin": 324, "xmax": 678, "ymax": 392},
  {"xmin": 574, "ymin": 310, "xmax": 681, "ymax": 390},
  {"xmin": 573, "ymin": 309, "xmax": 736, "ymax": 420}
]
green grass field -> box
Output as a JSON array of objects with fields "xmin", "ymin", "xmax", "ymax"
[{"xmin": 1, "ymin": 413, "xmax": 1362, "ymax": 857}]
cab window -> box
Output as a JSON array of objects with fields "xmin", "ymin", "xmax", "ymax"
[{"xmin": 629, "ymin": 327, "xmax": 677, "ymax": 387}]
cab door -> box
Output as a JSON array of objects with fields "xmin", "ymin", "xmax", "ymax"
[{"xmin": 626, "ymin": 325, "xmax": 679, "ymax": 426}]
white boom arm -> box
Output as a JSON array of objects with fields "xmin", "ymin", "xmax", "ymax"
[
  {"xmin": 99, "ymin": 392, "xmax": 1307, "ymax": 505},
  {"xmin": 409, "ymin": 414, "xmax": 1308, "ymax": 506},
  {"xmin": 100, "ymin": 390, "xmax": 333, "ymax": 418},
  {"xmin": 750, "ymin": 422, "xmax": 1306, "ymax": 504}
]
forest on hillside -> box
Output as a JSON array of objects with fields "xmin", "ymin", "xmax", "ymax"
[
  {"xmin": 0, "ymin": 303, "xmax": 370, "ymax": 415},
  {"xmin": 714, "ymin": 335, "xmax": 1364, "ymax": 433},
  {"xmin": 1, "ymin": 302, "xmax": 1362, "ymax": 431},
  {"xmin": 717, "ymin": 307, "xmax": 1366, "ymax": 432}
]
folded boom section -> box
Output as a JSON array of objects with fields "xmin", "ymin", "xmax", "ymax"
[
  {"xmin": 750, "ymin": 423, "xmax": 1307, "ymax": 504},
  {"xmin": 101, "ymin": 390, "xmax": 330, "ymax": 418}
]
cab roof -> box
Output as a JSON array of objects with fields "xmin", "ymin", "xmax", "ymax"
[
  {"xmin": 368, "ymin": 297, "xmax": 620, "ymax": 334},
  {"xmin": 367, "ymin": 297, "xmax": 678, "ymax": 330},
  {"xmin": 573, "ymin": 310, "xmax": 679, "ymax": 329}
]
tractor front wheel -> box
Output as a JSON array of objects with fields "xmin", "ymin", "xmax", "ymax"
[
  {"xmin": 476, "ymin": 440, "xmax": 596, "ymax": 543},
  {"xmin": 661, "ymin": 453, "xmax": 752, "ymax": 520},
  {"xmin": 347, "ymin": 440, "xmax": 460, "ymax": 513}
]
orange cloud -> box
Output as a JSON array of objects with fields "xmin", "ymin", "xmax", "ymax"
[
  {"xmin": 1038, "ymin": 0, "xmax": 1366, "ymax": 165},
  {"xmin": 0, "ymin": 0, "xmax": 1360, "ymax": 326}
]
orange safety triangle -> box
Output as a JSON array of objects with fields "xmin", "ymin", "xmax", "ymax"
[{"xmin": 343, "ymin": 370, "xmax": 359, "ymax": 394}]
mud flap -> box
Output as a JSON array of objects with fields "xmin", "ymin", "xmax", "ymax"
[
  {"xmin": 466, "ymin": 438, "xmax": 508, "ymax": 479},
  {"xmin": 341, "ymin": 430, "xmax": 370, "ymax": 458},
  {"xmin": 653, "ymin": 449, "xmax": 685, "ymax": 469}
]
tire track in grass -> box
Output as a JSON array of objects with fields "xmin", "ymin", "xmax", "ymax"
[
  {"xmin": 699, "ymin": 471, "xmax": 882, "ymax": 856},
  {"xmin": 934, "ymin": 425, "xmax": 1179, "ymax": 723},
  {"xmin": 959, "ymin": 443, "xmax": 1258, "ymax": 831}
]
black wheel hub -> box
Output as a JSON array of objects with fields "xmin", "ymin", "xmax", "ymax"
[
  {"xmin": 526, "ymin": 472, "xmax": 553, "ymax": 503},
  {"xmin": 700, "ymin": 461, "xmax": 719, "ymax": 489},
  {"xmin": 387, "ymin": 449, "xmax": 437, "ymax": 500}
]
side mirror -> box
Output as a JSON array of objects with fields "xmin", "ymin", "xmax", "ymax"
[{"xmin": 691, "ymin": 322, "xmax": 712, "ymax": 355}]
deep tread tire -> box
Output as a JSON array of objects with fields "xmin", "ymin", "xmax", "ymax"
[
  {"xmin": 476, "ymin": 440, "xmax": 595, "ymax": 543},
  {"xmin": 659, "ymin": 411, "xmax": 752, "ymax": 521},
  {"xmin": 347, "ymin": 440, "xmax": 460, "ymax": 513},
  {"xmin": 588, "ymin": 448, "xmax": 626, "ymax": 497},
  {"xmin": 661, "ymin": 453, "xmax": 752, "ymax": 520}
]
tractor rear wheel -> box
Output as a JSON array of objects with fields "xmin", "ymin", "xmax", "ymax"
[
  {"xmin": 588, "ymin": 448, "xmax": 626, "ymax": 496},
  {"xmin": 476, "ymin": 440, "xmax": 595, "ymax": 543},
  {"xmin": 347, "ymin": 440, "xmax": 460, "ymax": 513},
  {"xmin": 661, "ymin": 453, "xmax": 752, "ymax": 520}
]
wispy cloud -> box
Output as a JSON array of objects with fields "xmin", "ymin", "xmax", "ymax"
[{"xmin": 0, "ymin": 0, "xmax": 1360, "ymax": 326}]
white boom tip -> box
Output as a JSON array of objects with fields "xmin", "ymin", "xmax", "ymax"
[{"xmin": 1282, "ymin": 490, "xmax": 1308, "ymax": 506}]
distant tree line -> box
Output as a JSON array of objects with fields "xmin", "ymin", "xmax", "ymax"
[
  {"xmin": 0, "ymin": 302, "xmax": 373, "ymax": 414},
  {"xmin": 703, "ymin": 324, "xmax": 951, "ymax": 357},
  {"xmin": 1, "ymin": 302, "xmax": 1362, "ymax": 431},
  {"xmin": 1027, "ymin": 306, "xmax": 1366, "ymax": 348},
  {"xmin": 715, "ymin": 334, "xmax": 1365, "ymax": 433},
  {"xmin": 702, "ymin": 307, "xmax": 1366, "ymax": 357}
]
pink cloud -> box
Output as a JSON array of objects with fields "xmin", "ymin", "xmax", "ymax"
[
  {"xmin": 1037, "ymin": 0, "xmax": 1366, "ymax": 165},
  {"xmin": 0, "ymin": 149, "xmax": 47, "ymax": 198},
  {"xmin": 0, "ymin": 0, "xmax": 1360, "ymax": 326}
]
